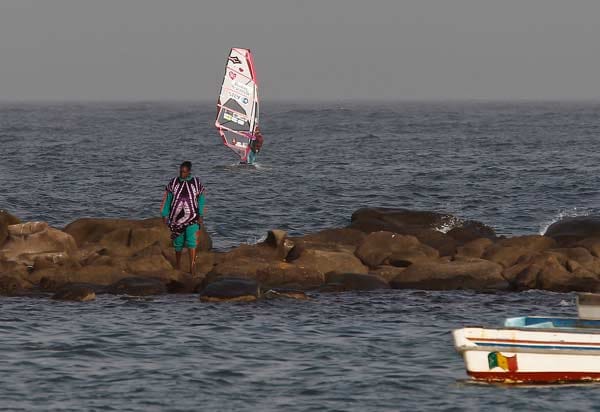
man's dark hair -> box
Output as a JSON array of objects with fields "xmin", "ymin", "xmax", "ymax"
[{"xmin": 180, "ymin": 161, "xmax": 192, "ymax": 170}]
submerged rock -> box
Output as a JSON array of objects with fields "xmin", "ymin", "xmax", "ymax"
[
  {"xmin": 52, "ymin": 283, "xmax": 97, "ymax": 302},
  {"xmin": 262, "ymin": 288, "xmax": 309, "ymax": 300},
  {"xmin": 105, "ymin": 277, "xmax": 166, "ymax": 296},
  {"xmin": 199, "ymin": 277, "xmax": 260, "ymax": 302}
]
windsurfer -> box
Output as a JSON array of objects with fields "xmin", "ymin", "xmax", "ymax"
[
  {"xmin": 160, "ymin": 161, "xmax": 206, "ymax": 275},
  {"xmin": 247, "ymin": 127, "xmax": 264, "ymax": 164}
]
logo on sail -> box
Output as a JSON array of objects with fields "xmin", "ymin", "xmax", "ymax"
[
  {"xmin": 229, "ymin": 71, "xmax": 237, "ymax": 80},
  {"xmin": 228, "ymin": 56, "xmax": 242, "ymax": 64}
]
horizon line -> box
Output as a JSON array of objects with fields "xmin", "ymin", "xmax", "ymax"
[{"xmin": 2, "ymin": 97, "xmax": 600, "ymax": 104}]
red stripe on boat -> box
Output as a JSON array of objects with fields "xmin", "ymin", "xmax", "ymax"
[{"xmin": 468, "ymin": 371, "xmax": 600, "ymax": 383}]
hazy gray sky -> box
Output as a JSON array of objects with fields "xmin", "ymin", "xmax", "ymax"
[{"xmin": 1, "ymin": 0, "xmax": 600, "ymax": 101}]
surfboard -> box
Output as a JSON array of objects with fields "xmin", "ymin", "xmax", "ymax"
[{"xmin": 215, "ymin": 48, "xmax": 260, "ymax": 164}]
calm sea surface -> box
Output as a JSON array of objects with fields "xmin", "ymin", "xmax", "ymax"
[{"xmin": 2, "ymin": 102, "xmax": 600, "ymax": 410}]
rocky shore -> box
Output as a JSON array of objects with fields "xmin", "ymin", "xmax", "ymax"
[{"xmin": 1, "ymin": 207, "xmax": 600, "ymax": 302}]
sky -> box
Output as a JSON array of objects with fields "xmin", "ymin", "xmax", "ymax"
[{"xmin": 1, "ymin": 0, "xmax": 600, "ymax": 101}]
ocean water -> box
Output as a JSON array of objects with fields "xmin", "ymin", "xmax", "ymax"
[
  {"xmin": 2, "ymin": 102, "xmax": 600, "ymax": 411},
  {"xmin": 2, "ymin": 291, "xmax": 599, "ymax": 411},
  {"xmin": 2, "ymin": 101, "xmax": 600, "ymax": 248}
]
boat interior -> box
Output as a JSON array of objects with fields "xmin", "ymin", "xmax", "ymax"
[{"xmin": 505, "ymin": 316, "xmax": 600, "ymax": 330}]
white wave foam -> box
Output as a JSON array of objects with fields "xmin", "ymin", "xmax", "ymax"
[
  {"xmin": 434, "ymin": 216, "xmax": 463, "ymax": 234},
  {"xmin": 538, "ymin": 207, "xmax": 592, "ymax": 235}
]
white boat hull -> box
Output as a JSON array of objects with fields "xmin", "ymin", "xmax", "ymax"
[{"xmin": 453, "ymin": 326, "xmax": 600, "ymax": 383}]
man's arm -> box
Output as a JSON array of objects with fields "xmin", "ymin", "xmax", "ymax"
[
  {"xmin": 197, "ymin": 193, "xmax": 206, "ymax": 225},
  {"xmin": 161, "ymin": 191, "xmax": 173, "ymax": 223}
]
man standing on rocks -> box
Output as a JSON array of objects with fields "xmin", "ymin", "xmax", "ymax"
[{"xmin": 160, "ymin": 161, "xmax": 206, "ymax": 275}]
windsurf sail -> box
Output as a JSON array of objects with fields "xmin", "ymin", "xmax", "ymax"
[{"xmin": 215, "ymin": 48, "xmax": 259, "ymax": 163}]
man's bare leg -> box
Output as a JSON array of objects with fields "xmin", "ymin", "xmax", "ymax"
[
  {"xmin": 189, "ymin": 248, "xmax": 197, "ymax": 276},
  {"xmin": 175, "ymin": 251, "xmax": 182, "ymax": 270}
]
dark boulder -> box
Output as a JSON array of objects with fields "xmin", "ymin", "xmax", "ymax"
[
  {"xmin": 52, "ymin": 283, "xmax": 97, "ymax": 302},
  {"xmin": 199, "ymin": 277, "xmax": 260, "ymax": 302},
  {"xmin": 321, "ymin": 272, "xmax": 390, "ymax": 292},
  {"xmin": 105, "ymin": 277, "xmax": 167, "ymax": 296},
  {"xmin": 545, "ymin": 216, "xmax": 600, "ymax": 246},
  {"xmin": 390, "ymin": 258, "xmax": 507, "ymax": 291},
  {"xmin": 0, "ymin": 275, "xmax": 25, "ymax": 296},
  {"xmin": 264, "ymin": 230, "xmax": 295, "ymax": 259},
  {"xmin": 447, "ymin": 221, "xmax": 497, "ymax": 243},
  {"xmin": 350, "ymin": 208, "xmax": 495, "ymax": 240}
]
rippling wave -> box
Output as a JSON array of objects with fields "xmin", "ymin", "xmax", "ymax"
[
  {"xmin": 2, "ymin": 101, "xmax": 600, "ymax": 249},
  {"xmin": 1, "ymin": 291, "xmax": 598, "ymax": 411}
]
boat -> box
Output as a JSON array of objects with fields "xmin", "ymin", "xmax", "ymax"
[
  {"xmin": 453, "ymin": 293, "xmax": 600, "ymax": 383},
  {"xmin": 215, "ymin": 48, "xmax": 260, "ymax": 165}
]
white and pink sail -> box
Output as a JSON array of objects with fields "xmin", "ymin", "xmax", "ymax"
[{"xmin": 215, "ymin": 48, "xmax": 260, "ymax": 162}]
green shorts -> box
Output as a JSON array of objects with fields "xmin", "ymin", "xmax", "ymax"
[{"xmin": 173, "ymin": 224, "xmax": 200, "ymax": 252}]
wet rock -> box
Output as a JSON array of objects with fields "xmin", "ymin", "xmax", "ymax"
[
  {"xmin": 264, "ymin": 230, "xmax": 295, "ymax": 258},
  {"xmin": 52, "ymin": 283, "xmax": 97, "ymax": 302},
  {"xmin": 446, "ymin": 221, "xmax": 497, "ymax": 243},
  {"xmin": 350, "ymin": 208, "xmax": 494, "ymax": 238},
  {"xmin": 322, "ymin": 272, "xmax": 390, "ymax": 291},
  {"xmin": 293, "ymin": 248, "xmax": 368, "ymax": 275},
  {"xmin": 355, "ymin": 231, "xmax": 438, "ymax": 268},
  {"xmin": 0, "ymin": 222, "xmax": 77, "ymax": 265},
  {"xmin": 199, "ymin": 277, "xmax": 260, "ymax": 302},
  {"xmin": 390, "ymin": 258, "xmax": 507, "ymax": 291},
  {"xmin": 504, "ymin": 252, "xmax": 600, "ymax": 292},
  {"xmin": 262, "ymin": 288, "xmax": 309, "ymax": 300},
  {"xmin": 0, "ymin": 210, "xmax": 20, "ymax": 247},
  {"xmin": 165, "ymin": 273, "xmax": 205, "ymax": 294},
  {"xmin": 0, "ymin": 275, "xmax": 25, "ymax": 296},
  {"xmin": 293, "ymin": 228, "xmax": 367, "ymax": 253},
  {"xmin": 124, "ymin": 247, "xmax": 174, "ymax": 275},
  {"xmin": 545, "ymin": 216, "xmax": 600, "ymax": 245},
  {"xmin": 576, "ymin": 238, "xmax": 600, "ymax": 258},
  {"xmin": 63, "ymin": 217, "xmax": 212, "ymax": 256},
  {"xmin": 349, "ymin": 208, "xmax": 496, "ymax": 257},
  {"xmin": 482, "ymin": 235, "xmax": 556, "ymax": 268},
  {"xmin": 0, "ymin": 259, "xmax": 28, "ymax": 280},
  {"xmin": 211, "ymin": 245, "xmax": 367, "ymax": 289},
  {"xmin": 370, "ymin": 265, "xmax": 406, "ymax": 283},
  {"xmin": 456, "ymin": 238, "xmax": 494, "ymax": 259},
  {"xmin": 285, "ymin": 244, "xmax": 305, "ymax": 263},
  {"xmin": 105, "ymin": 276, "xmax": 166, "ymax": 296}
]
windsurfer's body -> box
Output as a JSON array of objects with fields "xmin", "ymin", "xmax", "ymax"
[
  {"xmin": 160, "ymin": 161, "xmax": 206, "ymax": 275},
  {"xmin": 244, "ymin": 127, "xmax": 264, "ymax": 165}
]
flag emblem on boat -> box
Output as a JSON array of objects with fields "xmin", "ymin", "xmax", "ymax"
[{"xmin": 488, "ymin": 352, "xmax": 518, "ymax": 372}]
